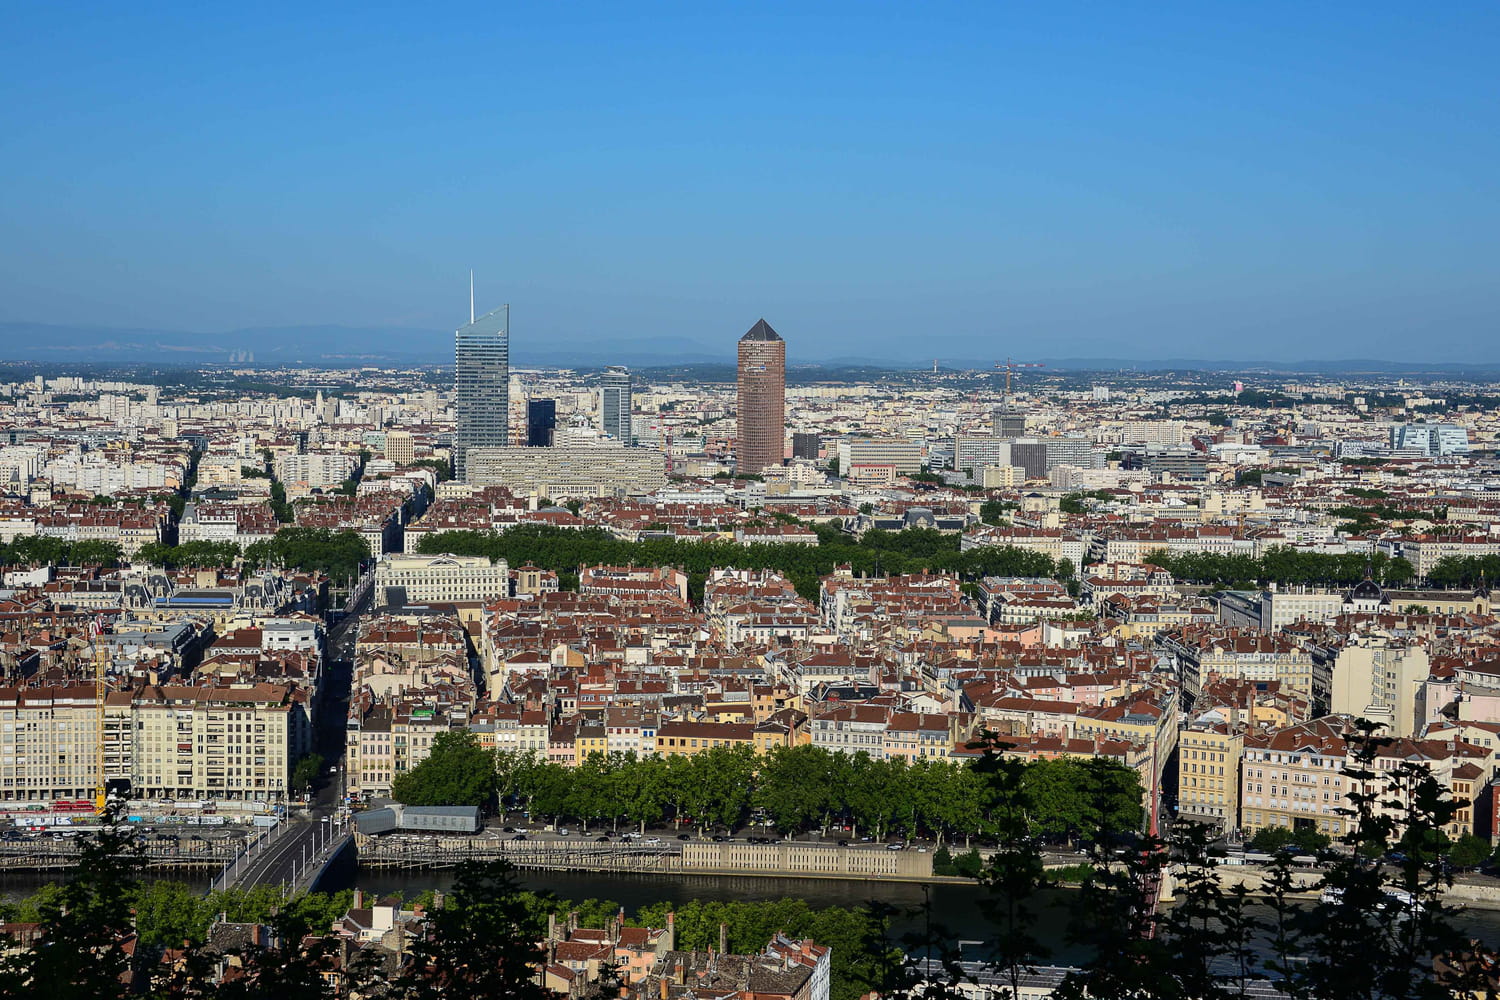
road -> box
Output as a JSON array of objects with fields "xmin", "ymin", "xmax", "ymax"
[
  {"xmin": 226, "ymin": 814, "xmax": 348, "ymax": 892},
  {"xmin": 219, "ymin": 576, "xmax": 370, "ymax": 893}
]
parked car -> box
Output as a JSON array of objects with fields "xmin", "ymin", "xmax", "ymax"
[{"xmin": 512, "ymin": 834, "xmax": 528, "ymax": 842}]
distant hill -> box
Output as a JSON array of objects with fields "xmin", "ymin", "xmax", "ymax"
[{"xmin": 2, "ymin": 321, "xmax": 1496, "ymax": 375}]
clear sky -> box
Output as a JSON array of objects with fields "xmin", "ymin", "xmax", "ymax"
[{"xmin": 2, "ymin": 2, "xmax": 1497, "ymax": 363}]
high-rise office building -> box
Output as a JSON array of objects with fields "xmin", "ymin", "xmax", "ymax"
[
  {"xmin": 601, "ymin": 366, "xmax": 633, "ymax": 444},
  {"xmin": 736, "ymin": 319, "xmax": 786, "ymax": 475},
  {"xmin": 454, "ymin": 304, "xmax": 510, "ymax": 480},
  {"xmin": 791, "ymin": 432, "xmax": 820, "ymax": 461},
  {"xmin": 526, "ymin": 399, "xmax": 557, "ymax": 447}
]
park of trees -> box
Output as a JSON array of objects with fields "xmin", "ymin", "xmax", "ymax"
[
  {"xmin": 132, "ymin": 527, "xmax": 369, "ymax": 581},
  {"xmin": 409, "ymin": 524, "xmax": 1464, "ymax": 602},
  {"xmin": 393, "ymin": 732, "xmax": 1146, "ymax": 845},
  {"xmin": 416, "ymin": 524, "xmax": 1060, "ymax": 600},
  {"xmin": 1429, "ymin": 554, "xmax": 1500, "ymax": 589},
  {"xmin": 0, "ymin": 535, "xmax": 124, "ymax": 567},
  {"xmin": 1145, "ymin": 546, "xmax": 1416, "ymax": 590}
]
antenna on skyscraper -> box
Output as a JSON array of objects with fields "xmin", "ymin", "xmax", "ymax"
[{"xmin": 469, "ymin": 270, "xmax": 475, "ymax": 324}]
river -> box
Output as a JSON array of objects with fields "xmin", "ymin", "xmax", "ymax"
[{"xmin": 7, "ymin": 865, "xmax": 1500, "ymax": 965}]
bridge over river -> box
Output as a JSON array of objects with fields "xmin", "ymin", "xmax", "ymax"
[{"xmin": 209, "ymin": 811, "xmax": 352, "ymax": 896}]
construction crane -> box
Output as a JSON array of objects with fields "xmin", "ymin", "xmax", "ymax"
[
  {"xmin": 90, "ymin": 616, "xmax": 109, "ymax": 814},
  {"xmin": 993, "ymin": 358, "xmax": 1045, "ymax": 397}
]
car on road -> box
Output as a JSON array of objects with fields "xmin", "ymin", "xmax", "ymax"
[
  {"xmin": 886, "ymin": 842, "xmax": 905, "ymax": 851},
  {"xmin": 511, "ymin": 834, "xmax": 528, "ymax": 841},
  {"xmin": 557, "ymin": 828, "xmax": 570, "ymax": 836},
  {"xmin": 645, "ymin": 837, "xmax": 660, "ymax": 845},
  {"xmin": 676, "ymin": 833, "xmax": 691, "ymax": 841}
]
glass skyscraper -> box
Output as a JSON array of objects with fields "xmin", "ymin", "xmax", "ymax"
[
  {"xmin": 454, "ymin": 304, "xmax": 510, "ymax": 480},
  {"xmin": 601, "ymin": 365, "xmax": 632, "ymax": 445}
]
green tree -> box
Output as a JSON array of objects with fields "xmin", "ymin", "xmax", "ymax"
[
  {"xmin": 755, "ymin": 745, "xmax": 836, "ymax": 835},
  {"xmin": 1449, "ymin": 833, "xmax": 1490, "ymax": 869},
  {"xmin": 392, "ymin": 731, "xmax": 498, "ymax": 810},
  {"xmin": 0, "ymin": 805, "xmax": 142, "ymax": 996},
  {"xmin": 133, "ymin": 879, "xmax": 211, "ymax": 947},
  {"xmin": 394, "ymin": 859, "xmax": 551, "ymax": 1000},
  {"xmin": 291, "ymin": 752, "xmax": 325, "ymax": 797}
]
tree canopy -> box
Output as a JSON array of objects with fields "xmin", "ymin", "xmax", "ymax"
[
  {"xmin": 416, "ymin": 524, "xmax": 1060, "ymax": 602},
  {"xmin": 393, "ymin": 731, "xmax": 499, "ymax": 810}
]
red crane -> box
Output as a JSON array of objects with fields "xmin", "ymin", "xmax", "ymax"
[{"xmin": 993, "ymin": 358, "xmax": 1045, "ymax": 396}]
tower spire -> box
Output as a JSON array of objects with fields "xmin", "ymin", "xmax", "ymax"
[{"xmin": 469, "ymin": 270, "xmax": 475, "ymax": 324}]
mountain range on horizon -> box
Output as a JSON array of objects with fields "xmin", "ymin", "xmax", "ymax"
[{"xmin": 1, "ymin": 320, "xmax": 1497, "ymax": 376}]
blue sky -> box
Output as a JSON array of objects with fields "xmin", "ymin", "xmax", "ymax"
[{"xmin": 1, "ymin": 2, "xmax": 1496, "ymax": 363}]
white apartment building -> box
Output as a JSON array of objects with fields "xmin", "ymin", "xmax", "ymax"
[
  {"xmin": 1260, "ymin": 588, "xmax": 1345, "ymax": 630},
  {"xmin": 838, "ymin": 438, "xmax": 924, "ymax": 477},
  {"xmin": 464, "ymin": 444, "xmax": 667, "ymax": 498},
  {"xmin": 275, "ymin": 452, "xmax": 358, "ymax": 489},
  {"xmin": 0, "ymin": 685, "xmax": 101, "ymax": 802},
  {"xmin": 374, "ymin": 553, "xmax": 510, "ymax": 606}
]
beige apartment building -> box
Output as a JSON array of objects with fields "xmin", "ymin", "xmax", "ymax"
[
  {"xmin": 104, "ymin": 683, "xmax": 310, "ymax": 801},
  {"xmin": 0, "ymin": 682, "xmax": 309, "ymax": 805},
  {"xmin": 0, "ymin": 685, "xmax": 100, "ymax": 802},
  {"xmin": 1177, "ymin": 722, "xmax": 1242, "ymax": 834},
  {"xmin": 1240, "ymin": 718, "xmax": 1350, "ymax": 837},
  {"xmin": 1326, "ymin": 636, "xmax": 1430, "ymax": 739}
]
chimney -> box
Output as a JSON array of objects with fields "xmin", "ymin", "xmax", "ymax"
[
  {"xmin": 568, "ymin": 910, "xmax": 579, "ymax": 934},
  {"xmin": 548, "ymin": 912, "xmax": 558, "ymax": 941},
  {"xmin": 659, "ymin": 976, "xmax": 669, "ymax": 1000},
  {"xmin": 352, "ymin": 888, "xmax": 364, "ymax": 910},
  {"xmin": 433, "ymin": 890, "xmax": 446, "ymax": 910},
  {"xmin": 719, "ymin": 923, "xmax": 728, "ymax": 956}
]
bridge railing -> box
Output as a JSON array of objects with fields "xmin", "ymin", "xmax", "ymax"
[
  {"xmin": 277, "ymin": 812, "xmax": 353, "ymax": 898},
  {"xmin": 210, "ymin": 820, "xmax": 293, "ymax": 894}
]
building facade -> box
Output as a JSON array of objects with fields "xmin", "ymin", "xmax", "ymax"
[
  {"xmin": 736, "ymin": 319, "xmax": 786, "ymax": 476},
  {"xmin": 464, "ymin": 444, "xmax": 668, "ymax": 498},
  {"xmin": 454, "ymin": 305, "xmax": 510, "ymax": 480},
  {"xmin": 374, "ymin": 553, "xmax": 510, "ymax": 606},
  {"xmin": 601, "ymin": 367, "xmax": 633, "ymax": 444}
]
